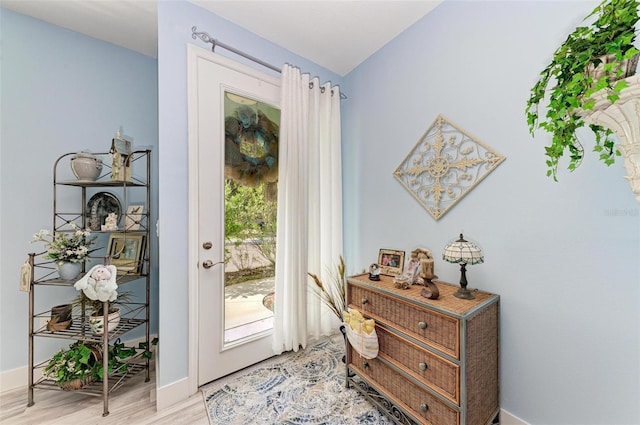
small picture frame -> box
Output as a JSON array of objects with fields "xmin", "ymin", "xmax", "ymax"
[
  {"xmin": 378, "ymin": 249, "xmax": 405, "ymax": 276},
  {"xmin": 107, "ymin": 234, "xmax": 146, "ymax": 275},
  {"xmin": 125, "ymin": 205, "xmax": 144, "ymax": 231},
  {"xmin": 405, "ymin": 258, "xmax": 421, "ymax": 284}
]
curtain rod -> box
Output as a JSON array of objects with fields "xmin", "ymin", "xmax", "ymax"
[{"xmin": 191, "ymin": 26, "xmax": 347, "ymax": 100}]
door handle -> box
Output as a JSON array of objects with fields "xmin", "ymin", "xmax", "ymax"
[{"xmin": 202, "ymin": 260, "xmax": 223, "ymax": 269}]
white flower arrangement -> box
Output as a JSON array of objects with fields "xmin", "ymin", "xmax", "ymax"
[{"xmin": 31, "ymin": 222, "xmax": 97, "ymax": 265}]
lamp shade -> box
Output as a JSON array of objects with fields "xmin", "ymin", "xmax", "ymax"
[{"xmin": 442, "ymin": 234, "xmax": 484, "ymax": 265}]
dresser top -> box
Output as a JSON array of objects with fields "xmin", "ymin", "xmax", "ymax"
[{"xmin": 348, "ymin": 273, "xmax": 498, "ymax": 317}]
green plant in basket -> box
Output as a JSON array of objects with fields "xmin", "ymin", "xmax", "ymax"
[
  {"xmin": 43, "ymin": 341, "xmax": 101, "ymax": 390},
  {"xmin": 44, "ymin": 338, "xmax": 159, "ymax": 389}
]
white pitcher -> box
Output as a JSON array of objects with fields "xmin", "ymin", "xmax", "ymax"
[{"xmin": 70, "ymin": 152, "xmax": 103, "ymax": 181}]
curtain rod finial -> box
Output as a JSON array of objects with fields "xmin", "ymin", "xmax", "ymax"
[{"xmin": 191, "ymin": 26, "xmax": 214, "ymax": 45}]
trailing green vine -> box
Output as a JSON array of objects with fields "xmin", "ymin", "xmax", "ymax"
[{"xmin": 525, "ymin": 0, "xmax": 640, "ymax": 180}]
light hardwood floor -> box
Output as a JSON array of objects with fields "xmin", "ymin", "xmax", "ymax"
[{"xmin": 0, "ymin": 364, "xmax": 209, "ymax": 425}]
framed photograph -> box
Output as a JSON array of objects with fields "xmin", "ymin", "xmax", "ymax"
[
  {"xmin": 404, "ymin": 257, "xmax": 421, "ymax": 284},
  {"xmin": 107, "ymin": 234, "xmax": 146, "ymax": 275},
  {"xmin": 378, "ymin": 249, "xmax": 405, "ymax": 276},
  {"xmin": 86, "ymin": 191, "xmax": 121, "ymax": 231},
  {"xmin": 125, "ymin": 205, "xmax": 144, "ymax": 231}
]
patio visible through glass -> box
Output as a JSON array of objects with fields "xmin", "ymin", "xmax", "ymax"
[{"xmin": 223, "ymin": 91, "xmax": 280, "ymax": 343}]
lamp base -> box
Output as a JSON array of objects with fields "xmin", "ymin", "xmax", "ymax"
[
  {"xmin": 454, "ymin": 287, "xmax": 475, "ymax": 300},
  {"xmin": 454, "ymin": 262, "xmax": 475, "ymax": 300}
]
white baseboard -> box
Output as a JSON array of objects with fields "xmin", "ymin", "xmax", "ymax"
[
  {"xmin": 156, "ymin": 376, "xmax": 191, "ymax": 411},
  {"xmin": 1, "ymin": 366, "xmax": 38, "ymax": 393},
  {"xmin": 501, "ymin": 409, "xmax": 530, "ymax": 425},
  {"xmin": 1, "ymin": 333, "xmax": 158, "ymax": 394}
]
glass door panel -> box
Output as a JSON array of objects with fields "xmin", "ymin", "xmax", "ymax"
[{"xmin": 223, "ymin": 91, "xmax": 280, "ymax": 344}]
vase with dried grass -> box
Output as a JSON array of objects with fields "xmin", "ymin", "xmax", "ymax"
[
  {"xmin": 308, "ymin": 256, "xmax": 346, "ymax": 322},
  {"xmin": 308, "ymin": 256, "xmax": 348, "ymax": 363}
]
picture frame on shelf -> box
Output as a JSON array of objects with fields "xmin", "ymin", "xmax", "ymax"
[
  {"xmin": 124, "ymin": 205, "xmax": 144, "ymax": 231},
  {"xmin": 86, "ymin": 191, "xmax": 121, "ymax": 231},
  {"xmin": 107, "ymin": 234, "xmax": 146, "ymax": 275},
  {"xmin": 378, "ymin": 249, "xmax": 405, "ymax": 276}
]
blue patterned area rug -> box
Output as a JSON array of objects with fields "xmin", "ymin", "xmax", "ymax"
[{"xmin": 201, "ymin": 337, "xmax": 393, "ymax": 425}]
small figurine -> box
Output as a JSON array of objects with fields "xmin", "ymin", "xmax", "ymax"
[
  {"xmin": 110, "ymin": 130, "xmax": 132, "ymax": 182},
  {"xmin": 393, "ymin": 274, "xmax": 411, "ymax": 289},
  {"xmin": 101, "ymin": 212, "xmax": 119, "ymax": 231},
  {"xmin": 368, "ymin": 263, "xmax": 381, "ymax": 281},
  {"xmin": 74, "ymin": 264, "xmax": 118, "ymax": 302},
  {"xmin": 411, "ymin": 248, "xmax": 440, "ymax": 300},
  {"xmin": 420, "ymin": 285, "xmax": 439, "ymax": 299}
]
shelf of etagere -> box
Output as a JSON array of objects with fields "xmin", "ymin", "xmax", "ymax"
[
  {"xmin": 32, "ymin": 273, "xmax": 148, "ymax": 287},
  {"xmin": 32, "ymin": 351, "xmax": 148, "ymax": 395},
  {"xmin": 55, "ymin": 180, "xmax": 147, "ymax": 188},
  {"xmin": 32, "ymin": 304, "xmax": 147, "ymax": 342},
  {"xmin": 53, "ymin": 150, "xmax": 150, "ymax": 188}
]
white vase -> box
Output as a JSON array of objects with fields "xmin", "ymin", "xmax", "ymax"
[
  {"xmin": 58, "ymin": 262, "xmax": 82, "ymax": 281},
  {"xmin": 89, "ymin": 309, "xmax": 121, "ymax": 334}
]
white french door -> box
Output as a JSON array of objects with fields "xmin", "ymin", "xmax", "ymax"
[{"xmin": 188, "ymin": 45, "xmax": 281, "ymax": 385}]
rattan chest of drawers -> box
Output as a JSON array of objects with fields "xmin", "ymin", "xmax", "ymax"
[{"xmin": 346, "ymin": 273, "xmax": 499, "ymax": 425}]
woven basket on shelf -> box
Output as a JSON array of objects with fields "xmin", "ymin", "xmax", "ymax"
[{"xmin": 58, "ymin": 376, "xmax": 94, "ymax": 391}]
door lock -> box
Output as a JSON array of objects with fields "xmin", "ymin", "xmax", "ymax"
[{"xmin": 202, "ymin": 241, "xmax": 213, "ymax": 250}]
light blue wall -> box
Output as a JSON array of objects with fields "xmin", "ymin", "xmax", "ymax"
[
  {"xmin": 0, "ymin": 9, "xmax": 159, "ymax": 371},
  {"xmin": 3, "ymin": 1, "xmax": 639, "ymax": 423},
  {"xmin": 156, "ymin": 0, "xmax": 343, "ymax": 387},
  {"xmin": 343, "ymin": 1, "xmax": 639, "ymax": 424}
]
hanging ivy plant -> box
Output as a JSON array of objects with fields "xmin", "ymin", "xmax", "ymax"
[{"xmin": 525, "ymin": 0, "xmax": 640, "ymax": 180}]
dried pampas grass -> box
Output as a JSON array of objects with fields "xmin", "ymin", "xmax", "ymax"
[{"xmin": 308, "ymin": 256, "xmax": 346, "ymax": 321}]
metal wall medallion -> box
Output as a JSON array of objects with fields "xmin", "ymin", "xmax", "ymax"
[{"xmin": 393, "ymin": 114, "xmax": 505, "ymax": 220}]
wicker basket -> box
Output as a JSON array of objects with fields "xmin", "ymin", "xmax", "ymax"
[{"xmin": 59, "ymin": 376, "xmax": 94, "ymax": 391}]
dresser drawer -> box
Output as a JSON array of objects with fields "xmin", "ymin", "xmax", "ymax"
[
  {"xmin": 376, "ymin": 326, "xmax": 460, "ymax": 405},
  {"xmin": 350, "ymin": 347, "xmax": 459, "ymax": 425},
  {"xmin": 350, "ymin": 284, "xmax": 460, "ymax": 358}
]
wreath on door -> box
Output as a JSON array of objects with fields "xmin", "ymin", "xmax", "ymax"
[{"xmin": 225, "ymin": 105, "xmax": 279, "ymax": 189}]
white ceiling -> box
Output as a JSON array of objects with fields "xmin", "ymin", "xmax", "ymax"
[{"xmin": 1, "ymin": 0, "xmax": 442, "ymax": 76}]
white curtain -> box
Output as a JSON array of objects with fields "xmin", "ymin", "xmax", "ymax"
[{"xmin": 272, "ymin": 64, "xmax": 343, "ymax": 354}]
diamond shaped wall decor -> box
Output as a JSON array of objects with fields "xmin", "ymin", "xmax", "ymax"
[{"xmin": 393, "ymin": 114, "xmax": 505, "ymax": 220}]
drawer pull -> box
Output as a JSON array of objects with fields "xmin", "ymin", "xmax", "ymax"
[
  {"xmin": 418, "ymin": 321, "xmax": 428, "ymax": 330},
  {"xmin": 419, "ymin": 362, "xmax": 428, "ymax": 371},
  {"xmin": 361, "ymin": 298, "xmax": 369, "ymax": 305},
  {"xmin": 362, "ymin": 361, "xmax": 369, "ymax": 369},
  {"xmin": 420, "ymin": 403, "xmax": 429, "ymax": 412}
]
